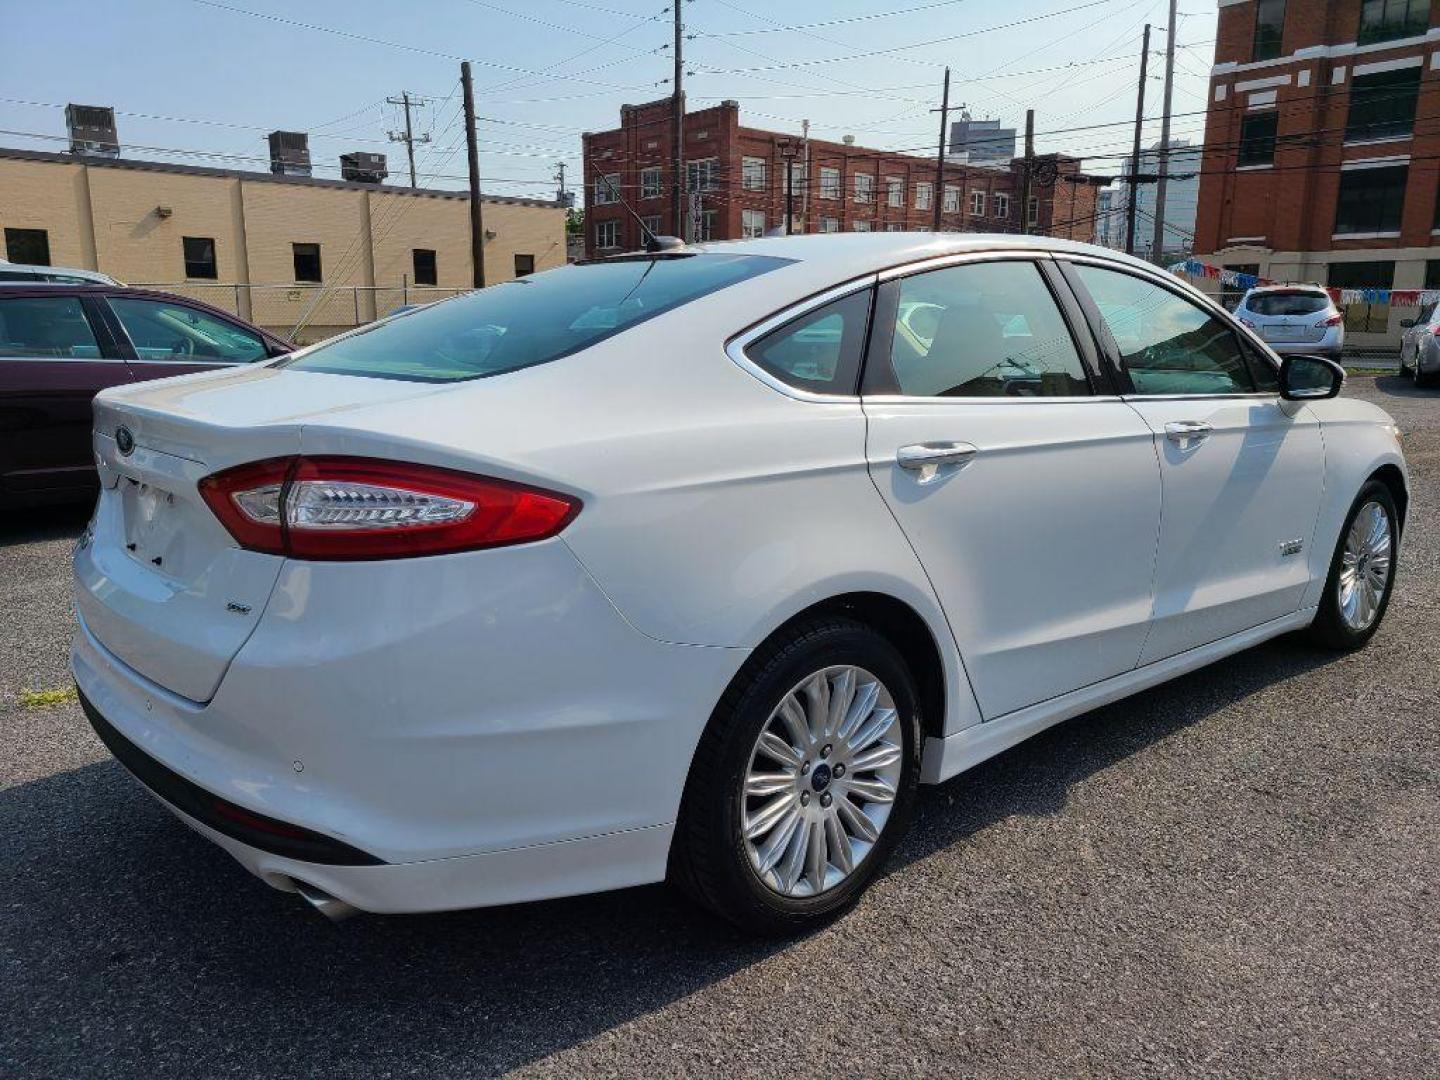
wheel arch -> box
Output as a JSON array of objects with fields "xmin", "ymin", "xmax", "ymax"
[{"xmin": 1369, "ymin": 463, "xmax": 1409, "ymax": 535}]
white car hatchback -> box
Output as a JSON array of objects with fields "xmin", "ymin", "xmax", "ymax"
[
  {"xmin": 1234, "ymin": 284, "xmax": 1344, "ymax": 363},
  {"xmin": 73, "ymin": 234, "xmax": 1408, "ymax": 934}
]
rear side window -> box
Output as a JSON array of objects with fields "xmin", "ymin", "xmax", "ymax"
[
  {"xmin": 1073, "ymin": 265, "xmax": 1255, "ymax": 396},
  {"xmin": 1247, "ymin": 291, "xmax": 1329, "ymax": 316},
  {"xmin": 746, "ymin": 289, "xmax": 871, "ymax": 394},
  {"xmin": 0, "ymin": 296, "xmax": 102, "ymax": 359},
  {"xmin": 283, "ymin": 253, "xmax": 791, "ymax": 383}
]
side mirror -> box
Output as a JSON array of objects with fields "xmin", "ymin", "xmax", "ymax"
[
  {"xmin": 1279, "ymin": 354, "xmax": 1344, "ymax": 401},
  {"xmin": 1400, "ymin": 318, "xmax": 1416, "ymax": 329}
]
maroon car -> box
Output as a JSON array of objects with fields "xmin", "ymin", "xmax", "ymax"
[{"xmin": 0, "ymin": 283, "xmax": 291, "ymax": 507}]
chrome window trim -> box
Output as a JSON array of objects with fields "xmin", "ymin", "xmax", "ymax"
[
  {"xmin": 875, "ymin": 247, "xmax": 1053, "ymax": 281},
  {"xmin": 0, "ymin": 354, "xmax": 126, "ymax": 364},
  {"xmin": 125, "ymin": 357, "xmax": 246, "ymax": 367},
  {"xmin": 863, "ymin": 394, "xmax": 1122, "ymax": 405}
]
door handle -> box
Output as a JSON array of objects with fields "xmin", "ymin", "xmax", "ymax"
[
  {"xmin": 1164, "ymin": 420, "xmax": 1212, "ymax": 449},
  {"xmin": 897, "ymin": 442, "xmax": 978, "ymax": 473}
]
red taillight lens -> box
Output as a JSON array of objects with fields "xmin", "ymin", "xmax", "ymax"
[
  {"xmin": 1316, "ymin": 313, "xmax": 1343, "ymax": 327},
  {"xmin": 199, "ymin": 456, "xmax": 580, "ymax": 560}
]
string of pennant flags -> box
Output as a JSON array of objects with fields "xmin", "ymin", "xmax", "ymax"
[{"xmin": 1168, "ymin": 258, "xmax": 1440, "ymax": 308}]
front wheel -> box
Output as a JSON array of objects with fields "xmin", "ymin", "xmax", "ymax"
[
  {"xmin": 670, "ymin": 617, "xmax": 921, "ymax": 936},
  {"xmin": 1310, "ymin": 481, "xmax": 1399, "ymax": 650}
]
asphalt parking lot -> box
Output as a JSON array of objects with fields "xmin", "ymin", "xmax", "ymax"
[{"xmin": 2, "ymin": 375, "xmax": 1436, "ymax": 1079}]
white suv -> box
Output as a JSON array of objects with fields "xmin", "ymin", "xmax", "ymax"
[{"xmin": 1235, "ymin": 285, "xmax": 1343, "ymax": 363}]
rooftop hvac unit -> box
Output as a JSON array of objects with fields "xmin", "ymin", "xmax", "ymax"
[
  {"xmin": 268, "ymin": 130, "xmax": 311, "ymax": 176},
  {"xmin": 65, "ymin": 104, "xmax": 119, "ymax": 158},
  {"xmin": 340, "ymin": 151, "xmax": 388, "ymax": 184}
]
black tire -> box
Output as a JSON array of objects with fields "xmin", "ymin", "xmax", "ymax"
[
  {"xmin": 1309, "ymin": 480, "xmax": 1399, "ymax": 650},
  {"xmin": 670, "ymin": 616, "xmax": 922, "ymax": 936}
]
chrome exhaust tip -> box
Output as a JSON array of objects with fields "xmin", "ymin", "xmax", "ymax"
[{"xmin": 293, "ymin": 881, "xmax": 360, "ymax": 922}]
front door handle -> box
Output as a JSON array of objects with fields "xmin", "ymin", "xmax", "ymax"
[
  {"xmin": 897, "ymin": 442, "xmax": 978, "ymax": 476},
  {"xmin": 1164, "ymin": 420, "xmax": 1212, "ymax": 449}
]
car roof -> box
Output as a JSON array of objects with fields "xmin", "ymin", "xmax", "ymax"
[
  {"xmin": 1245, "ymin": 283, "xmax": 1328, "ymax": 294},
  {"xmin": 0, "ymin": 262, "xmax": 119, "ymax": 284}
]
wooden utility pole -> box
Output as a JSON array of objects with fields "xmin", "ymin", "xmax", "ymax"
[
  {"xmin": 671, "ymin": 0, "xmax": 685, "ymax": 236},
  {"xmin": 1020, "ymin": 109, "xmax": 1035, "ymax": 235},
  {"xmin": 1150, "ymin": 0, "xmax": 1178, "ymax": 263},
  {"xmin": 1125, "ymin": 24, "xmax": 1151, "ymax": 256},
  {"xmin": 387, "ymin": 91, "xmax": 431, "ymax": 188},
  {"xmin": 932, "ymin": 67, "xmax": 951, "ymax": 231},
  {"xmin": 461, "ymin": 62, "xmax": 485, "ymax": 287}
]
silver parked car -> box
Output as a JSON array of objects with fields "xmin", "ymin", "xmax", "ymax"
[
  {"xmin": 0, "ymin": 260, "xmax": 120, "ymax": 285},
  {"xmin": 1235, "ymin": 284, "xmax": 1343, "ymax": 363},
  {"xmin": 1399, "ymin": 300, "xmax": 1440, "ymax": 388}
]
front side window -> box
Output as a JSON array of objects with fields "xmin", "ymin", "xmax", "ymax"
[
  {"xmin": 412, "ymin": 248, "xmax": 437, "ymax": 286},
  {"xmin": 1359, "ymin": 0, "xmax": 1429, "ymax": 45},
  {"xmin": 0, "ymin": 296, "xmax": 101, "ymax": 358},
  {"xmin": 747, "ymin": 288, "xmax": 871, "ymax": 394},
  {"xmin": 282, "ymin": 253, "xmax": 791, "ymax": 383},
  {"xmin": 292, "ymin": 242, "xmax": 322, "ymax": 283},
  {"xmin": 1346, "ymin": 67, "xmax": 1421, "ymax": 141},
  {"xmin": 820, "ymin": 167, "xmax": 841, "ymax": 200},
  {"xmin": 742, "ymin": 208, "xmax": 765, "ymax": 238},
  {"xmin": 1238, "ymin": 112, "xmax": 1278, "ymax": 166},
  {"xmin": 1335, "ymin": 165, "xmax": 1408, "ymax": 235},
  {"xmin": 640, "ymin": 167, "xmax": 662, "ymax": 200},
  {"xmin": 110, "ymin": 297, "xmax": 267, "ymax": 363},
  {"xmin": 742, "ymin": 157, "xmax": 767, "ymax": 191},
  {"xmin": 882, "ymin": 260, "xmax": 1090, "ymax": 398},
  {"xmin": 1253, "ymin": 0, "xmax": 1285, "ymax": 60},
  {"xmin": 183, "ymin": 236, "xmax": 217, "ymax": 280},
  {"xmin": 915, "ymin": 182, "xmax": 933, "ymax": 211},
  {"xmin": 5, "ymin": 227, "xmax": 50, "ymax": 265},
  {"xmin": 1071, "ymin": 264, "xmax": 1255, "ymax": 395}
]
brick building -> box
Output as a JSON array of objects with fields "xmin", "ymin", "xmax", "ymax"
[
  {"xmin": 1193, "ymin": 0, "xmax": 1440, "ymax": 343},
  {"xmin": 581, "ymin": 99, "xmax": 1099, "ymax": 257}
]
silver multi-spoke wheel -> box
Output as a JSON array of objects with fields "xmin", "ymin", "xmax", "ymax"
[
  {"xmin": 1338, "ymin": 500, "xmax": 1392, "ymax": 631},
  {"xmin": 740, "ymin": 665, "xmax": 903, "ymax": 898}
]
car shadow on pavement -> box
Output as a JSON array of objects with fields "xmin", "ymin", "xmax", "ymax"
[
  {"xmin": 0, "ymin": 632, "xmax": 1335, "ymax": 1078},
  {"xmin": 0, "ymin": 502, "xmax": 90, "ymax": 547}
]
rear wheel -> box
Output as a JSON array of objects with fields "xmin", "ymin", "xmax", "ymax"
[
  {"xmin": 671, "ymin": 617, "xmax": 921, "ymax": 936},
  {"xmin": 1310, "ymin": 481, "xmax": 1399, "ymax": 650}
]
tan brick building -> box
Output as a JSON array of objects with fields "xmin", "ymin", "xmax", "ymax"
[{"xmin": 0, "ymin": 147, "xmax": 567, "ymax": 342}]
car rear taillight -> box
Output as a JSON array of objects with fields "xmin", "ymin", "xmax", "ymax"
[
  {"xmin": 198, "ymin": 456, "xmax": 580, "ymax": 560},
  {"xmin": 1316, "ymin": 313, "xmax": 1343, "ymax": 327}
]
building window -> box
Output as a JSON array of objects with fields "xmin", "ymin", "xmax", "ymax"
[
  {"xmin": 853, "ymin": 173, "xmax": 874, "ymax": 204},
  {"xmin": 292, "ymin": 242, "xmax": 322, "ymax": 283},
  {"xmin": 1220, "ymin": 263, "xmax": 1260, "ymax": 310},
  {"xmin": 779, "ymin": 159, "xmax": 807, "ymax": 193},
  {"xmin": 886, "ymin": 177, "xmax": 904, "ymax": 208},
  {"xmin": 742, "ymin": 157, "xmax": 767, "ymax": 191},
  {"xmin": 596, "ymin": 220, "xmax": 619, "ymax": 249},
  {"xmin": 969, "ymin": 190, "xmax": 986, "ymax": 216},
  {"xmin": 852, "ymin": 220, "xmax": 871, "ymax": 232},
  {"xmin": 915, "ymin": 182, "xmax": 933, "ymax": 211},
  {"xmin": 640, "ymin": 167, "xmax": 662, "ymax": 199},
  {"xmin": 594, "ymin": 173, "xmax": 621, "ymax": 205},
  {"xmin": 820, "ymin": 167, "xmax": 841, "ymax": 200},
  {"xmin": 943, "ymin": 185, "xmax": 960, "ymax": 213},
  {"xmin": 820, "ymin": 217, "xmax": 840, "ymax": 233},
  {"xmin": 993, "ymin": 193, "xmax": 1010, "ymax": 219},
  {"xmin": 1329, "ymin": 260, "xmax": 1395, "ymax": 332},
  {"xmin": 1426, "ymin": 260, "xmax": 1440, "ymax": 290},
  {"xmin": 1346, "ymin": 67, "xmax": 1421, "ymax": 142},
  {"xmin": 412, "ymin": 248, "xmax": 437, "ymax": 286},
  {"xmin": 885, "ymin": 223, "xmax": 905, "ymax": 232},
  {"xmin": 685, "ymin": 158, "xmax": 719, "ymax": 193},
  {"xmin": 4, "ymin": 227, "xmax": 49, "ymax": 265},
  {"xmin": 1334, "ymin": 165, "xmax": 1408, "ymax": 235},
  {"xmin": 1252, "ymin": 0, "xmax": 1285, "ymax": 61},
  {"xmin": 182, "ymin": 236, "xmax": 217, "ymax": 280},
  {"xmin": 641, "ymin": 214, "xmax": 663, "ymax": 237},
  {"xmin": 742, "ymin": 208, "xmax": 766, "ymax": 238},
  {"xmin": 698, "ymin": 209, "xmax": 717, "ymax": 241},
  {"xmin": 1027, "ymin": 196, "xmax": 1040, "ymax": 225},
  {"xmin": 1238, "ymin": 112, "xmax": 1279, "ymax": 166},
  {"xmin": 513, "ymin": 254, "xmax": 535, "ymax": 278},
  {"xmin": 1358, "ymin": 0, "xmax": 1429, "ymax": 45}
]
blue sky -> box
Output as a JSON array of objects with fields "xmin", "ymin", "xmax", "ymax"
[{"xmin": 0, "ymin": 0, "xmax": 1217, "ymax": 198}]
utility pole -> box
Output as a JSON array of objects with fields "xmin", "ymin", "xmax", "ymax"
[
  {"xmin": 671, "ymin": 0, "xmax": 685, "ymax": 236},
  {"xmin": 461, "ymin": 62, "xmax": 485, "ymax": 288},
  {"xmin": 931, "ymin": 67, "xmax": 951, "ymax": 232},
  {"xmin": 1150, "ymin": 0, "xmax": 1178, "ymax": 264},
  {"xmin": 1125, "ymin": 24, "xmax": 1151, "ymax": 256},
  {"xmin": 386, "ymin": 91, "xmax": 431, "ymax": 188},
  {"xmin": 779, "ymin": 140, "xmax": 797, "ymax": 235},
  {"xmin": 553, "ymin": 161, "xmax": 569, "ymax": 206},
  {"xmin": 1020, "ymin": 109, "xmax": 1036, "ymax": 236}
]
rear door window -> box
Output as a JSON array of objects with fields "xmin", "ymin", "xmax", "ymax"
[
  {"xmin": 109, "ymin": 297, "xmax": 269, "ymax": 363},
  {"xmin": 0, "ymin": 296, "xmax": 103, "ymax": 358},
  {"xmin": 282, "ymin": 253, "xmax": 792, "ymax": 383},
  {"xmin": 1247, "ymin": 292, "xmax": 1330, "ymax": 316}
]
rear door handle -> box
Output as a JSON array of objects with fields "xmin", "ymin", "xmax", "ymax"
[
  {"xmin": 897, "ymin": 442, "xmax": 978, "ymax": 475},
  {"xmin": 1164, "ymin": 420, "xmax": 1212, "ymax": 449}
]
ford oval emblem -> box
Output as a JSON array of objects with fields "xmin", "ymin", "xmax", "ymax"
[{"xmin": 116, "ymin": 426, "xmax": 135, "ymax": 456}]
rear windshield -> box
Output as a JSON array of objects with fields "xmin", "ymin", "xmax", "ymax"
[
  {"xmin": 280, "ymin": 253, "xmax": 791, "ymax": 383},
  {"xmin": 1247, "ymin": 291, "xmax": 1330, "ymax": 316}
]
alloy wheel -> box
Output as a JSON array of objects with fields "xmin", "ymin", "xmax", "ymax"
[
  {"xmin": 740, "ymin": 665, "xmax": 903, "ymax": 898},
  {"xmin": 1338, "ymin": 500, "xmax": 1392, "ymax": 632}
]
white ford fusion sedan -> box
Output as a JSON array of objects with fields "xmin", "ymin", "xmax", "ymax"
[{"xmin": 73, "ymin": 234, "xmax": 1407, "ymax": 934}]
